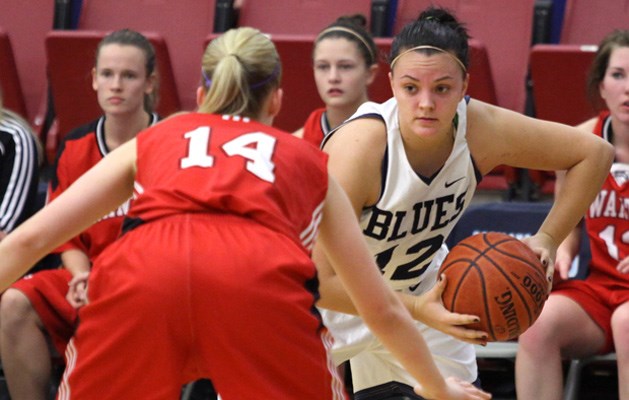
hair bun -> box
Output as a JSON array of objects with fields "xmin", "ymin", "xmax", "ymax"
[
  {"xmin": 335, "ymin": 14, "xmax": 367, "ymax": 29},
  {"xmin": 418, "ymin": 7, "xmax": 458, "ymax": 24}
]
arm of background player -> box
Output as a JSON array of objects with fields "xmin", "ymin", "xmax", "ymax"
[{"xmin": 553, "ymin": 169, "xmax": 582, "ymax": 281}]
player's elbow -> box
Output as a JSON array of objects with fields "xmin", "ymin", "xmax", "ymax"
[{"xmin": 590, "ymin": 136, "xmax": 614, "ymax": 168}]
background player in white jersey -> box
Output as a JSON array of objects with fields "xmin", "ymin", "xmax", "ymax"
[
  {"xmin": 516, "ymin": 29, "xmax": 629, "ymax": 400},
  {"xmin": 0, "ymin": 27, "xmax": 491, "ymax": 400},
  {"xmin": 315, "ymin": 6, "xmax": 614, "ymax": 399}
]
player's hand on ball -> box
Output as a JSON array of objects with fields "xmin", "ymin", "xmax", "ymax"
[
  {"xmin": 411, "ymin": 274, "xmax": 489, "ymax": 345},
  {"xmin": 522, "ymin": 232, "xmax": 557, "ymax": 293},
  {"xmin": 414, "ymin": 376, "xmax": 492, "ymax": 399}
]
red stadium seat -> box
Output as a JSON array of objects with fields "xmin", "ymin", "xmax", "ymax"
[
  {"xmin": 0, "ymin": 29, "xmax": 28, "ymax": 118},
  {"xmin": 530, "ymin": 44, "xmax": 598, "ymax": 126},
  {"xmin": 370, "ymin": 37, "xmax": 394, "ymax": 104},
  {"xmin": 392, "ymin": 0, "xmax": 459, "ymax": 34},
  {"xmin": 560, "ymin": 0, "xmax": 629, "ymax": 45},
  {"xmin": 236, "ymin": 0, "xmax": 373, "ymax": 35},
  {"xmin": 45, "ymin": 30, "xmax": 181, "ymax": 164},
  {"xmin": 0, "ymin": 0, "xmax": 54, "ymax": 132},
  {"xmin": 77, "ymin": 0, "xmax": 215, "ymax": 111},
  {"xmin": 270, "ymin": 34, "xmax": 323, "ymax": 132},
  {"xmin": 528, "ymin": 44, "xmax": 598, "ymax": 197},
  {"xmin": 392, "ymin": 0, "xmax": 535, "ymax": 113}
]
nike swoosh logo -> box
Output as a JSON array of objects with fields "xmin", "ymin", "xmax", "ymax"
[{"xmin": 444, "ymin": 176, "xmax": 466, "ymax": 188}]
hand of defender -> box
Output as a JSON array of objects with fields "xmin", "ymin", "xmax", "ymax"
[
  {"xmin": 411, "ymin": 274, "xmax": 488, "ymax": 345},
  {"xmin": 415, "ymin": 376, "xmax": 492, "ymax": 400}
]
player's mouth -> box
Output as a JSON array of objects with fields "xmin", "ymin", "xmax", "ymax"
[
  {"xmin": 108, "ymin": 97, "xmax": 124, "ymax": 105},
  {"xmin": 327, "ymin": 88, "xmax": 343, "ymax": 97}
]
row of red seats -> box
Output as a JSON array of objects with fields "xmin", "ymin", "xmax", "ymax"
[
  {"xmin": 0, "ymin": 28, "xmax": 594, "ymax": 194},
  {"xmin": 2, "ymin": 0, "xmax": 622, "ymax": 122},
  {"xmin": 0, "ymin": 0, "xmax": 625, "ymax": 194}
]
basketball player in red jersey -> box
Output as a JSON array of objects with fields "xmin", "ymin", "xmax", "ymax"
[
  {"xmin": 0, "ymin": 27, "xmax": 491, "ymax": 400},
  {"xmin": 294, "ymin": 14, "xmax": 378, "ymax": 147},
  {"xmin": 516, "ymin": 30, "xmax": 629, "ymax": 400},
  {"xmin": 0, "ymin": 29, "xmax": 159, "ymax": 400}
]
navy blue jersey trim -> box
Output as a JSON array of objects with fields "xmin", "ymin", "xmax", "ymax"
[
  {"xmin": 320, "ymin": 112, "xmax": 384, "ymax": 150},
  {"xmin": 121, "ymin": 216, "xmax": 145, "ymax": 235}
]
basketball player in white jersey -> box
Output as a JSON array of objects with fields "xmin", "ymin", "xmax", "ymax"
[{"xmin": 315, "ymin": 6, "xmax": 614, "ymax": 400}]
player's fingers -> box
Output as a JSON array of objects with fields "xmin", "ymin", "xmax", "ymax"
[
  {"xmin": 445, "ymin": 312, "xmax": 481, "ymax": 326},
  {"xmin": 617, "ymin": 258, "xmax": 629, "ymax": 274},
  {"xmin": 452, "ymin": 377, "xmax": 492, "ymax": 400},
  {"xmin": 413, "ymin": 383, "xmax": 425, "ymax": 398},
  {"xmin": 442, "ymin": 326, "xmax": 488, "ymax": 345},
  {"xmin": 426, "ymin": 273, "xmax": 447, "ymax": 301},
  {"xmin": 542, "ymin": 258, "xmax": 554, "ymax": 294}
]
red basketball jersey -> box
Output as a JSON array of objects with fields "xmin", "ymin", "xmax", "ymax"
[
  {"xmin": 127, "ymin": 113, "xmax": 329, "ymax": 254},
  {"xmin": 50, "ymin": 114, "xmax": 159, "ymax": 258},
  {"xmin": 302, "ymin": 108, "xmax": 328, "ymax": 148},
  {"xmin": 584, "ymin": 111, "xmax": 629, "ymax": 282}
]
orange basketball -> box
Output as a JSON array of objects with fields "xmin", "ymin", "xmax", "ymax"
[{"xmin": 439, "ymin": 232, "xmax": 549, "ymax": 341}]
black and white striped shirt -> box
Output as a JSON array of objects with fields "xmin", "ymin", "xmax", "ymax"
[{"xmin": 0, "ymin": 111, "xmax": 39, "ymax": 233}]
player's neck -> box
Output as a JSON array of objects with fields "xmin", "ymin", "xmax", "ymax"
[
  {"xmin": 104, "ymin": 110, "xmax": 150, "ymax": 150},
  {"xmin": 326, "ymin": 98, "xmax": 367, "ymax": 130},
  {"xmin": 611, "ymin": 116, "xmax": 629, "ymax": 143}
]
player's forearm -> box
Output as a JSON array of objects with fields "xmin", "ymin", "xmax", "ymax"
[
  {"xmin": 0, "ymin": 220, "xmax": 55, "ymax": 291},
  {"xmin": 540, "ymin": 141, "xmax": 612, "ymax": 245},
  {"xmin": 61, "ymin": 249, "xmax": 91, "ymax": 276},
  {"xmin": 314, "ymin": 244, "xmax": 359, "ymax": 313},
  {"xmin": 357, "ymin": 289, "xmax": 448, "ymax": 397},
  {"xmin": 316, "ymin": 244, "xmax": 429, "ymax": 320}
]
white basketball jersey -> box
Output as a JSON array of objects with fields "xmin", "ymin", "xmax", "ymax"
[
  {"xmin": 358, "ymin": 97, "xmax": 479, "ymax": 293},
  {"xmin": 321, "ymin": 97, "xmax": 479, "ymax": 389}
]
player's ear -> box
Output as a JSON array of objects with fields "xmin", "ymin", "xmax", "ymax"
[
  {"xmin": 461, "ymin": 72, "xmax": 470, "ymax": 98},
  {"xmin": 91, "ymin": 67, "xmax": 98, "ymax": 91},
  {"xmin": 366, "ymin": 64, "xmax": 378, "ymax": 86},
  {"xmin": 268, "ymin": 87, "xmax": 283, "ymax": 118},
  {"xmin": 196, "ymin": 86, "xmax": 206, "ymax": 108}
]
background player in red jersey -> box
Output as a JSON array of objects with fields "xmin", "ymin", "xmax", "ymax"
[
  {"xmin": 0, "ymin": 27, "xmax": 491, "ymax": 400},
  {"xmin": 516, "ymin": 29, "xmax": 629, "ymax": 400},
  {"xmin": 293, "ymin": 14, "xmax": 379, "ymax": 147},
  {"xmin": 0, "ymin": 29, "xmax": 159, "ymax": 400}
]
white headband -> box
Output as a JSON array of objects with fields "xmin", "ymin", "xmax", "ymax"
[{"xmin": 390, "ymin": 45, "xmax": 467, "ymax": 73}]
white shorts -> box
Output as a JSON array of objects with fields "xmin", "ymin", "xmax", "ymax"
[{"xmin": 320, "ymin": 245, "xmax": 478, "ymax": 392}]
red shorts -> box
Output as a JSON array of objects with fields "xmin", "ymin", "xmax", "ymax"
[
  {"xmin": 553, "ymin": 271, "xmax": 629, "ymax": 353},
  {"xmin": 10, "ymin": 268, "xmax": 77, "ymax": 356},
  {"xmin": 58, "ymin": 214, "xmax": 346, "ymax": 400}
]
